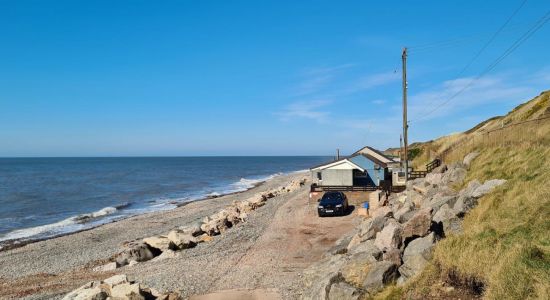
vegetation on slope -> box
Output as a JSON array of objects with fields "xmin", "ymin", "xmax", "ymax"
[{"xmin": 377, "ymin": 90, "xmax": 550, "ymax": 299}]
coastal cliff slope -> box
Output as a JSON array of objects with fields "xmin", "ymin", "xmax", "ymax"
[{"xmin": 378, "ymin": 90, "xmax": 550, "ymax": 299}]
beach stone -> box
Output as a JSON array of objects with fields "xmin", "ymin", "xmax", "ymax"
[
  {"xmin": 237, "ymin": 200, "xmax": 254, "ymax": 213},
  {"xmin": 328, "ymin": 282, "xmax": 361, "ymax": 300},
  {"xmin": 362, "ymin": 261, "xmax": 398, "ymax": 293},
  {"xmin": 472, "ymin": 179, "xmax": 507, "ymax": 198},
  {"xmin": 374, "ymin": 219, "xmax": 402, "ymax": 251},
  {"xmin": 143, "ymin": 236, "xmax": 174, "ymax": 252},
  {"xmin": 92, "ymin": 261, "xmax": 118, "ymax": 272},
  {"xmin": 167, "ymin": 229, "xmax": 197, "ymax": 250},
  {"xmin": 103, "ymin": 274, "xmax": 128, "ymax": 287},
  {"xmin": 115, "ymin": 241, "xmax": 158, "ymax": 266},
  {"xmin": 463, "ymin": 152, "xmax": 479, "ymax": 168},
  {"xmin": 111, "ymin": 282, "xmax": 144, "ymax": 299}
]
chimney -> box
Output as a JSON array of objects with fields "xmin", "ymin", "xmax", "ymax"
[{"xmin": 336, "ymin": 148, "xmax": 340, "ymax": 160}]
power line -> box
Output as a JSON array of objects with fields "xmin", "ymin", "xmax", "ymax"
[
  {"xmin": 411, "ymin": 9, "xmax": 550, "ymax": 123},
  {"xmin": 409, "ymin": 0, "xmax": 530, "ymax": 120}
]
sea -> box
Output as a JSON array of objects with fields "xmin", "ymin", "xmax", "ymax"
[{"xmin": 0, "ymin": 156, "xmax": 330, "ymax": 247}]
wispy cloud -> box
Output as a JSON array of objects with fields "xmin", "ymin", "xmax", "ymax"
[
  {"xmin": 344, "ymin": 71, "xmax": 400, "ymax": 94},
  {"xmin": 276, "ymin": 99, "xmax": 332, "ymax": 122},
  {"xmin": 293, "ymin": 64, "xmax": 356, "ymax": 96},
  {"xmin": 372, "ymin": 99, "xmax": 386, "ymax": 105},
  {"xmin": 407, "ymin": 73, "xmax": 539, "ymax": 122}
]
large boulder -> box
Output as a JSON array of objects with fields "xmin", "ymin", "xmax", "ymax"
[
  {"xmin": 382, "ymin": 248, "xmax": 402, "ymax": 267},
  {"xmin": 348, "ymin": 239, "xmax": 382, "ymax": 258},
  {"xmin": 458, "ymin": 180, "xmax": 482, "ymax": 198},
  {"xmin": 407, "ymin": 189, "xmax": 424, "ymax": 208},
  {"xmin": 463, "ymin": 152, "xmax": 479, "ymax": 168},
  {"xmin": 433, "ymin": 204, "xmax": 462, "ymax": 236},
  {"xmin": 471, "ymin": 179, "xmax": 507, "ymax": 198},
  {"xmin": 177, "ymin": 222, "xmax": 203, "ymax": 237},
  {"xmin": 111, "ymin": 282, "xmax": 144, "ymax": 300},
  {"xmin": 302, "ymin": 254, "xmax": 348, "ymax": 300},
  {"xmin": 394, "ymin": 201, "xmax": 414, "ymax": 223},
  {"xmin": 328, "ymin": 282, "xmax": 362, "ymax": 300},
  {"xmin": 62, "ymin": 281, "xmax": 108, "ymax": 300},
  {"xmin": 201, "ymin": 216, "xmax": 230, "ymax": 236},
  {"xmin": 143, "ymin": 235, "xmax": 175, "ymax": 252},
  {"xmin": 115, "ymin": 241, "xmax": 158, "ymax": 266},
  {"xmin": 167, "ymin": 229, "xmax": 197, "ymax": 250},
  {"xmin": 441, "ymin": 167, "xmax": 467, "ymax": 185},
  {"xmin": 431, "ymin": 164, "xmax": 448, "ymax": 174},
  {"xmin": 401, "ymin": 208, "xmax": 432, "ymax": 242},
  {"xmin": 371, "ymin": 206, "xmax": 393, "ymax": 218},
  {"xmin": 403, "ymin": 232, "xmax": 435, "ymax": 261},
  {"xmin": 357, "ymin": 215, "xmax": 386, "ymax": 240},
  {"xmin": 374, "ymin": 220, "xmax": 402, "ymax": 251},
  {"xmin": 399, "ymin": 233, "xmax": 435, "ymax": 281},
  {"xmin": 424, "ymin": 173, "xmax": 443, "ymax": 185},
  {"xmin": 362, "ymin": 261, "xmax": 398, "ymax": 293},
  {"xmin": 341, "ymin": 252, "xmax": 378, "ymax": 287}
]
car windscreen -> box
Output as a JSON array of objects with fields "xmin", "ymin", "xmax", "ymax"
[{"xmin": 320, "ymin": 192, "xmax": 343, "ymax": 203}]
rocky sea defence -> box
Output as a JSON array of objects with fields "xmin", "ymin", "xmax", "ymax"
[
  {"xmin": 62, "ymin": 176, "xmax": 308, "ymax": 300},
  {"xmin": 301, "ymin": 152, "xmax": 506, "ymax": 299}
]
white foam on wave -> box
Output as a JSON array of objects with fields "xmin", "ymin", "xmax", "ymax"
[
  {"xmin": 0, "ymin": 205, "xmax": 122, "ymax": 242},
  {"xmin": 228, "ymin": 172, "xmax": 283, "ymax": 193}
]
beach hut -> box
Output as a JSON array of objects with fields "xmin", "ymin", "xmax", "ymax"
[{"xmin": 310, "ymin": 147, "xmax": 394, "ymax": 191}]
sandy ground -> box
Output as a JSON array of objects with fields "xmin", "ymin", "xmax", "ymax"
[{"xmin": 0, "ymin": 172, "xmax": 359, "ymax": 299}]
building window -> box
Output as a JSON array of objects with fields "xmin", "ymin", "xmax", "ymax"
[{"xmin": 317, "ymin": 172, "xmax": 322, "ymax": 180}]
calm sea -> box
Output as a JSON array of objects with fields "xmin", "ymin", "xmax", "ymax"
[{"xmin": 0, "ymin": 156, "xmax": 329, "ymax": 246}]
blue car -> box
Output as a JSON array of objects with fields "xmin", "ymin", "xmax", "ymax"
[{"xmin": 318, "ymin": 191, "xmax": 349, "ymax": 217}]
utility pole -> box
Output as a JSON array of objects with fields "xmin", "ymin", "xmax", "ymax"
[
  {"xmin": 399, "ymin": 134, "xmax": 403, "ymax": 166},
  {"xmin": 402, "ymin": 47, "xmax": 409, "ymax": 181}
]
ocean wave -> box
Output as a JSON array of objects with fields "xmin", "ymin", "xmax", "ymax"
[
  {"xmin": 0, "ymin": 204, "xmax": 126, "ymax": 242},
  {"xmin": 0, "ymin": 171, "xmax": 287, "ymax": 245}
]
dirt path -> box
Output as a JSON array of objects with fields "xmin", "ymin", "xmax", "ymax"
[{"xmin": 205, "ymin": 187, "xmax": 358, "ymax": 298}]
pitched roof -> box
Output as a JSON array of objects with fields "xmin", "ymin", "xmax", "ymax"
[
  {"xmin": 353, "ymin": 146, "xmax": 395, "ymax": 163},
  {"xmin": 310, "ymin": 153, "xmax": 387, "ymax": 171}
]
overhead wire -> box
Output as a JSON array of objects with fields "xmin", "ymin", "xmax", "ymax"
[
  {"xmin": 408, "ymin": 0, "xmax": 530, "ymax": 120},
  {"xmin": 411, "ymin": 9, "xmax": 550, "ymax": 123}
]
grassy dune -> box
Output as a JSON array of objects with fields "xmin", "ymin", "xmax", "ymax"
[{"xmin": 378, "ymin": 91, "xmax": 550, "ymax": 299}]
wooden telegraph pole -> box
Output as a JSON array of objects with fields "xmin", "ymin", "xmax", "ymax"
[{"xmin": 402, "ymin": 47, "xmax": 409, "ymax": 181}]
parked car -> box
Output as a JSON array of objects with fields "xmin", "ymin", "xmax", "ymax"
[{"xmin": 317, "ymin": 191, "xmax": 348, "ymax": 217}]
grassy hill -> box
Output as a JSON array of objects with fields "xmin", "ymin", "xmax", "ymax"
[{"xmin": 379, "ymin": 90, "xmax": 550, "ymax": 299}]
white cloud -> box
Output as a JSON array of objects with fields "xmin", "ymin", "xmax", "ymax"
[
  {"xmin": 276, "ymin": 99, "xmax": 332, "ymax": 122},
  {"xmin": 372, "ymin": 99, "xmax": 386, "ymax": 105},
  {"xmin": 344, "ymin": 71, "xmax": 400, "ymax": 94},
  {"xmin": 407, "ymin": 72, "xmax": 541, "ymax": 122},
  {"xmin": 293, "ymin": 64, "xmax": 356, "ymax": 96}
]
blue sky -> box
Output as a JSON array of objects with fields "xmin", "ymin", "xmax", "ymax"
[{"xmin": 0, "ymin": 0, "xmax": 549, "ymax": 157}]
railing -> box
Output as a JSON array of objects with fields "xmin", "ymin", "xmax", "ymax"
[
  {"xmin": 310, "ymin": 184, "xmax": 378, "ymax": 192},
  {"xmin": 426, "ymin": 158, "xmax": 441, "ymax": 173},
  {"xmin": 408, "ymin": 170, "xmax": 427, "ymax": 180}
]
